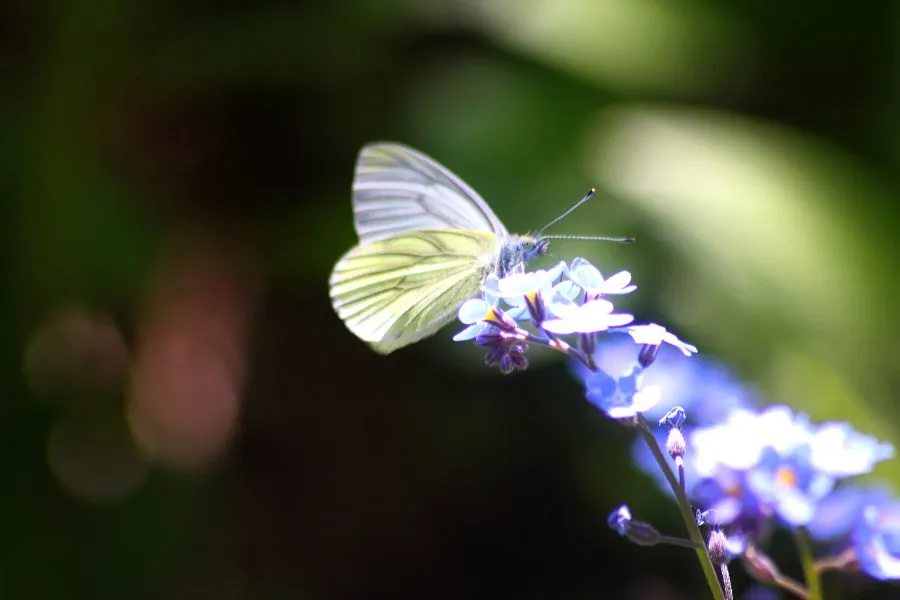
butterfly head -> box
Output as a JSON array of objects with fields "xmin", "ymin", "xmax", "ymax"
[
  {"xmin": 521, "ymin": 234, "xmax": 551, "ymax": 263},
  {"xmin": 497, "ymin": 234, "xmax": 550, "ymax": 276}
]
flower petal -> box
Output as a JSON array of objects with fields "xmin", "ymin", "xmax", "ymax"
[
  {"xmin": 458, "ymin": 298, "xmax": 489, "ymax": 324},
  {"xmin": 452, "ymin": 323, "xmax": 485, "ymax": 342}
]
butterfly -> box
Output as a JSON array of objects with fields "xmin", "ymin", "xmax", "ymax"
[{"xmin": 328, "ymin": 142, "xmax": 557, "ymax": 355}]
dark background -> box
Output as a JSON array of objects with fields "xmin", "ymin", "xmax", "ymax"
[{"xmin": 3, "ymin": 1, "xmax": 900, "ymax": 598}]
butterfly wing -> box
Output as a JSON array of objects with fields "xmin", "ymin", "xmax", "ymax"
[
  {"xmin": 329, "ymin": 229, "xmax": 498, "ymax": 354},
  {"xmin": 351, "ymin": 142, "xmax": 509, "ymax": 243}
]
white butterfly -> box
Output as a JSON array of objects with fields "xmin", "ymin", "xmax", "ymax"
[{"xmin": 329, "ymin": 142, "xmax": 550, "ymax": 354}]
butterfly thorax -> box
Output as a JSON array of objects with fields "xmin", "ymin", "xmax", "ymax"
[{"xmin": 496, "ymin": 234, "xmax": 550, "ymax": 276}]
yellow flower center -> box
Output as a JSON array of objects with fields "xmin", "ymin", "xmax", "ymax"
[{"xmin": 775, "ymin": 465, "xmax": 798, "ymax": 489}]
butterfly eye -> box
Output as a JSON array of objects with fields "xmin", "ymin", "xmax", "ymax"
[{"xmin": 523, "ymin": 238, "xmax": 550, "ymax": 263}]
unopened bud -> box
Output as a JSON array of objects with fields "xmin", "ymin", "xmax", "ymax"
[
  {"xmin": 708, "ymin": 529, "xmax": 729, "ymax": 565},
  {"xmin": 666, "ymin": 428, "xmax": 686, "ymax": 460}
]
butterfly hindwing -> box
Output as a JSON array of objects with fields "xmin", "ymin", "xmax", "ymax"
[{"xmin": 329, "ymin": 229, "xmax": 498, "ymax": 354}]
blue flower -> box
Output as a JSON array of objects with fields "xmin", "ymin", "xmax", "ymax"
[
  {"xmin": 607, "ymin": 504, "xmax": 662, "ymax": 547},
  {"xmin": 744, "ymin": 445, "xmax": 835, "ymax": 527},
  {"xmin": 588, "ymin": 340, "xmax": 758, "ymax": 499},
  {"xmin": 568, "ymin": 257, "xmax": 637, "ymax": 298},
  {"xmin": 453, "ymin": 298, "xmax": 495, "ymax": 342},
  {"xmin": 584, "ymin": 364, "xmax": 661, "ymax": 419},
  {"xmin": 550, "ymin": 278, "xmax": 582, "ymax": 304},
  {"xmin": 611, "ymin": 323, "xmax": 698, "ymax": 357},
  {"xmin": 542, "ymin": 299, "xmax": 633, "ymax": 335},
  {"xmin": 689, "ymin": 408, "xmax": 826, "ymax": 529},
  {"xmin": 854, "ymin": 498, "xmax": 900, "ymax": 580},
  {"xmin": 808, "ymin": 484, "xmax": 893, "ymax": 543},
  {"xmin": 608, "ymin": 504, "xmax": 632, "ymax": 536},
  {"xmin": 453, "ymin": 295, "xmax": 519, "ymax": 342},
  {"xmin": 689, "ymin": 405, "xmax": 893, "ymax": 529},
  {"xmin": 690, "ymin": 406, "xmax": 809, "ymax": 476},
  {"xmin": 808, "ymin": 422, "xmax": 894, "ymax": 477},
  {"xmin": 495, "ymin": 261, "xmax": 567, "ymax": 299},
  {"xmin": 495, "ymin": 261, "xmax": 567, "ymax": 323},
  {"xmin": 579, "ymin": 338, "xmax": 754, "ymax": 426},
  {"xmin": 690, "ymin": 406, "xmax": 893, "ymax": 483}
]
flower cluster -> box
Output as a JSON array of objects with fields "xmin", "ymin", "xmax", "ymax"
[
  {"xmin": 454, "ymin": 257, "xmax": 692, "ymax": 386},
  {"xmin": 455, "ymin": 256, "xmax": 900, "ymax": 598}
]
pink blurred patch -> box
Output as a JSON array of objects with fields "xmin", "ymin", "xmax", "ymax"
[{"xmin": 128, "ymin": 234, "xmax": 260, "ymax": 470}]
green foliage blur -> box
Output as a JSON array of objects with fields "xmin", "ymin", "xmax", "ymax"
[{"xmin": 4, "ymin": 0, "xmax": 900, "ymax": 598}]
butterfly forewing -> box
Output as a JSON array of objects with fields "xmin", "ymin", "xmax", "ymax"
[
  {"xmin": 329, "ymin": 229, "xmax": 498, "ymax": 354},
  {"xmin": 352, "ymin": 143, "xmax": 509, "ymax": 243}
]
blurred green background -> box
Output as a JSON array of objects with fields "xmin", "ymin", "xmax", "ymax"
[{"xmin": 4, "ymin": 0, "xmax": 900, "ymax": 598}]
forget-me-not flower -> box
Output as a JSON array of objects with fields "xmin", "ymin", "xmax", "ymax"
[
  {"xmin": 584, "ymin": 364, "xmax": 661, "ymax": 419},
  {"xmin": 854, "ymin": 497, "xmax": 900, "ymax": 580},
  {"xmin": 808, "ymin": 484, "xmax": 893, "ymax": 543},
  {"xmin": 611, "ymin": 323, "xmax": 699, "ymax": 358},
  {"xmin": 568, "ymin": 257, "xmax": 637, "ymax": 299},
  {"xmin": 542, "ymin": 299, "xmax": 633, "ymax": 335},
  {"xmin": 453, "ymin": 295, "xmax": 515, "ymax": 342},
  {"xmin": 689, "ymin": 405, "xmax": 893, "ymax": 529}
]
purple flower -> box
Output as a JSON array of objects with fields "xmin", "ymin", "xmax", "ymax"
[{"xmin": 477, "ymin": 331, "xmax": 529, "ymax": 375}]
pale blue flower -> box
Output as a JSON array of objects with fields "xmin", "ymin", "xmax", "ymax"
[
  {"xmin": 542, "ymin": 299, "xmax": 633, "ymax": 335},
  {"xmin": 453, "ymin": 298, "xmax": 494, "ymax": 342},
  {"xmin": 808, "ymin": 484, "xmax": 893, "ymax": 542},
  {"xmin": 854, "ymin": 498, "xmax": 900, "ymax": 579},
  {"xmin": 568, "ymin": 257, "xmax": 637, "ymax": 297},
  {"xmin": 690, "ymin": 405, "xmax": 893, "ymax": 529},
  {"xmin": 495, "ymin": 261, "xmax": 567, "ymax": 299},
  {"xmin": 584, "ymin": 365, "xmax": 661, "ymax": 419},
  {"xmin": 453, "ymin": 296, "xmax": 517, "ymax": 342},
  {"xmin": 808, "ymin": 422, "xmax": 894, "ymax": 477},
  {"xmin": 612, "ymin": 323, "xmax": 698, "ymax": 357}
]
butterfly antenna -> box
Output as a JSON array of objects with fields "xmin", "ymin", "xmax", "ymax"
[
  {"xmin": 543, "ymin": 234, "xmax": 635, "ymax": 244},
  {"xmin": 539, "ymin": 188, "xmax": 596, "ymax": 233}
]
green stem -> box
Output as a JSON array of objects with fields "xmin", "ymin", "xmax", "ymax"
[
  {"xmin": 795, "ymin": 528, "xmax": 823, "ymax": 600},
  {"xmin": 637, "ymin": 418, "xmax": 725, "ymax": 600},
  {"xmin": 657, "ymin": 535, "xmax": 703, "ymax": 549}
]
